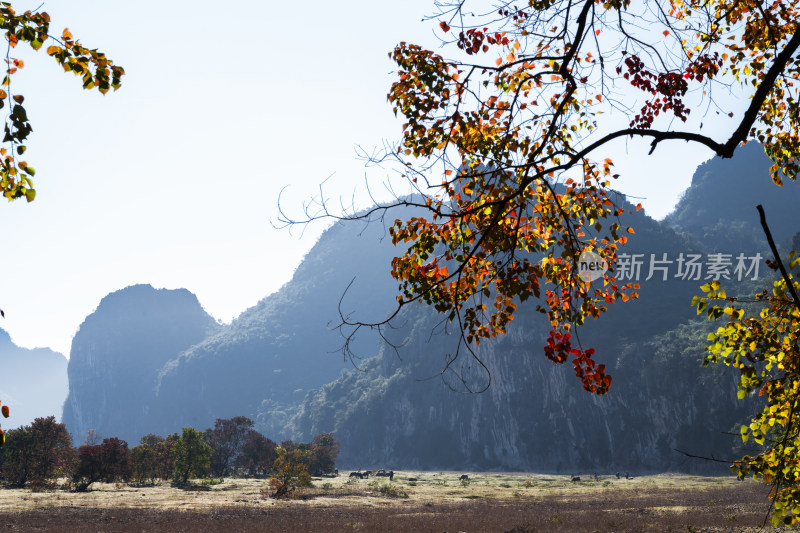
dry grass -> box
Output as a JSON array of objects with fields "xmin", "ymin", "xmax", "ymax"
[{"xmin": 0, "ymin": 472, "xmax": 783, "ymax": 531}]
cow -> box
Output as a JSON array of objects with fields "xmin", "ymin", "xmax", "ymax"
[
  {"xmin": 616, "ymin": 472, "xmax": 620, "ymax": 479},
  {"xmin": 376, "ymin": 470, "xmax": 395, "ymax": 480},
  {"xmin": 349, "ymin": 471, "xmax": 364, "ymax": 479},
  {"xmin": 571, "ymin": 476, "xmax": 581, "ymax": 482},
  {"xmin": 459, "ymin": 474, "xmax": 469, "ymax": 481}
]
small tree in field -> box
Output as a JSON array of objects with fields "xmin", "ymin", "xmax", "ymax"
[
  {"xmin": 0, "ymin": 416, "xmax": 72, "ymax": 487},
  {"xmin": 171, "ymin": 427, "xmax": 212, "ymax": 485},
  {"xmin": 131, "ymin": 443, "xmax": 159, "ymax": 485},
  {"xmin": 269, "ymin": 446, "xmax": 312, "ymax": 499},
  {"xmin": 236, "ymin": 430, "xmax": 277, "ymax": 477},
  {"xmin": 131, "ymin": 434, "xmax": 170, "ymax": 484},
  {"xmin": 0, "ymin": 427, "xmax": 33, "ymax": 486},
  {"xmin": 71, "ymin": 437, "xmax": 131, "ymax": 492},
  {"xmin": 308, "ymin": 433, "xmax": 339, "ymax": 476},
  {"xmin": 205, "ymin": 416, "xmax": 254, "ymax": 477}
]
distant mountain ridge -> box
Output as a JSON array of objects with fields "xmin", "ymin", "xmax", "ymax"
[
  {"xmin": 664, "ymin": 142, "xmax": 800, "ymax": 251},
  {"xmin": 0, "ymin": 329, "xmax": 67, "ymax": 430}
]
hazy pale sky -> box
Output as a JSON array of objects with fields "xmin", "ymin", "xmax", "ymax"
[{"xmin": 0, "ymin": 0, "xmax": 732, "ymax": 356}]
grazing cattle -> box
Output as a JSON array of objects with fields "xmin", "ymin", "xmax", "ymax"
[
  {"xmin": 571, "ymin": 476, "xmax": 581, "ymax": 482},
  {"xmin": 364, "ymin": 470, "xmax": 374, "ymax": 477},
  {"xmin": 349, "ymin": 472, "xmax": 364, "ymax": 479},
  {"xmin": 616, "ymin": 472, "xmax": 620, "ymax": 479},
  {"xmin": 407, "ymin": 477, "xmax": 418, "ymax": 482},
  {"xmin": 459, "ymin": 474, "xmax": 469, "ymax": 481},
  {"xmin": 376, "ymin": 470, "xmax": 395, "ymax": 480}
]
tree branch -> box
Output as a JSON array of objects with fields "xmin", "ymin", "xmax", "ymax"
[
  {"xmin": 722, "ymin": 30, "xmax": 800, "ymax": 157},
  {"xmin": 757, "ymin": 204, "xmax": 800, "ymax": 311}
]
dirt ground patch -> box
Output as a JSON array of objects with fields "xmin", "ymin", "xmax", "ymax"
[{"xmin": 0, "ymin": 472, "xmax": 781, "ymax": 532}]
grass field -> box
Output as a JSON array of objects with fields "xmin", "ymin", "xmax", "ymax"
[{"xmin": 0, "ymin": 472, "xmax": 784, "ymax": 531}]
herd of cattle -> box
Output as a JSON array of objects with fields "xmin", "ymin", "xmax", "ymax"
[
  {"xmin": 345, "ymin": 471, "xmax": 633, "ymax": 483},
  {"xmin": 347, "ymin": 470, "xmax": 472, "ymax": 482},
  {"xmin": 348, "ymin": 469, "xmax": 396, "ymax": 480},
  {"xmin": 571, "ymin": 472, "xmax": 633, "ymax": 482}
]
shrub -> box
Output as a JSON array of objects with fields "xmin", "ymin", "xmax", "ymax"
[
  {"xmin": 235, "ymin": 431, "xmax": 277, "ymax": 477},
  {"xmin": 205, "ymin": 416, "xmax": 255, "ymax": 477},
  {"xmin": 269, "ymin": 447, "xmax": 311, "ymax": 499},
  {"xmin": 71, "ymin": 437, "xmax": 131, "ymax": 491},
  {"xmin": 0, "ymin": 416, "xmax": 73, "ymax": 488},
  {"xmin": 171, "ymin": 428, "xmax": 212, "ymax": 485},
  {"xmin": 369, "ymin": 480, "xmax": 409, "ymax": 498}
]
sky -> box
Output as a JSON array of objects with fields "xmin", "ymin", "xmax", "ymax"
[{"xmin": 0, "ymin": 0, "xmax": 736, "ymax": 356}]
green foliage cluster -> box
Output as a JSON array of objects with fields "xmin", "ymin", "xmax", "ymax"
[
  {"xmin": 696, "ymin": 249, "xmax": 800, "ymax": 526},
  {"xmin": 0, "ymin": 3, "xmax": 123, "ymax": 203},
  {"xmin": 171, "ymin": 427, "xmax": 211, "ymax": 486}
]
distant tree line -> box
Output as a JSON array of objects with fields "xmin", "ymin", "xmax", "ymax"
[{"xmin": 0, "ymin": 415, "xmax": 338, "ymax": 492}]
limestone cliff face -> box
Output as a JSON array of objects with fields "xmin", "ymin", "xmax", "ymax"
[
  {"xmin": 61, "ymin": 285, "xmax": 220, "ymax": 444},
  {"xmin": 289, "ymin": 184, "xmax": 771, "ymax": 472},
  {"xmin": 152, "ymin": 215, "xmax": 415, "ymax": 441},
  {"xmin": 291, "ymin": 304, "xmax": 750, "ymax": 473},
  {"xmin": 0, "ymin": 329, "xmax": 67, "ymax": 429}
]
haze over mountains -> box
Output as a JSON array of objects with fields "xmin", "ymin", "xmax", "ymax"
[
  {"xmin": 7, "ymin": 143, "xmax": 797, "ymax": 472},
  {"xmin": 0, "ymin": 331, "xmax": 66, "ymax": 429}
]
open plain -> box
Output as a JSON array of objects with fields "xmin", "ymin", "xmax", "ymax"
[{"xmin": 0, "ymin": 472, "xmax": 783, "ymax": 532}]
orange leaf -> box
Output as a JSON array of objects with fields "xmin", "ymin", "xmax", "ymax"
[
  {"xmin": 439, "ymin": 21, "xmax": 450, "ymax": 33},
  {"xmin": 663, "ymin": 30, "xmax": 669, "ymax": 36}
]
